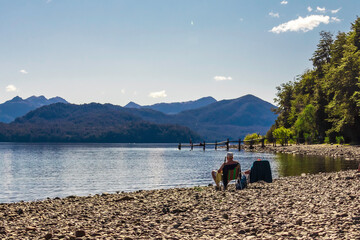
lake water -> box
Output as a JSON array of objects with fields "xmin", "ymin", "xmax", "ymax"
[{"xmin": 0, "ymin": 143, "xmax": 359, "ymax": 203}]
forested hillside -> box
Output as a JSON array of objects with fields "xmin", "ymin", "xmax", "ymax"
[
  {"xmin": 0, "ymin": 94, "xmax": 276, "ymax": 143},
  {"xmin": 124, "ymin": 94, "xmax": 277, "ymax": 141},
  {"xmin": 0, "ymin": 103, "xmax": 200, "ymax": 143},
  {"xmin": 270, "ymin": 17, "xmax": 360, "ymax": 143}
]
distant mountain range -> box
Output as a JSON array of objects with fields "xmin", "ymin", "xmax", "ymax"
[
  {"xmin": 0, "ymin": 103, "xmax": 200, "ymax": 143},
  {"xmin": 0, "ymin": 96, "xmax": 68, "ymax": 123},
  {"xmin": 124, "ymin": 96, "xmax": 217, "ymax": 114},
  {"xmin": 123, "ymin": 94, "xmax": 277, "ymax": 141},
  {"xmin": 0, "ymin": 94, "xmax": 277, "ymax": 142}
]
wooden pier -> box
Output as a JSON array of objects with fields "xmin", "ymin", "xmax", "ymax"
[
  {"xmin": 178, "ymin": 138, "xmax": 266, "ymax": 151},
  {"xmin": 177, "ymin": 136, "xmax": 316, "ymax": 151}
]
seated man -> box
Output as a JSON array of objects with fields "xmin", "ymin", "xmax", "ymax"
[{"xmin": 211, "ymin": 152, "xmax": 240, "ymax": 190}]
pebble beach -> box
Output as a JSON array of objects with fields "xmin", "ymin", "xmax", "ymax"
[
  {"xmin": 1, "ymin": 145, "xmax": 360, "ymax": 239},
  {"xmin": 244, "ymin": 143, "xmax": 360, "ymax": 160}
]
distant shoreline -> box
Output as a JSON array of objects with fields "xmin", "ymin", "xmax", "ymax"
[
  {"xmin": 1, "ymin": 170, "xmax": 359, "ymax": 239},
  {"xmin": 241, "ymin": 144, "xmax": 360, "ymax": 160}
]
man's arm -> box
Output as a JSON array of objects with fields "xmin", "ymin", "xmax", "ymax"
[{"xmin": 217, "ymin": 162, "xmax": 226, "ymax": 173}]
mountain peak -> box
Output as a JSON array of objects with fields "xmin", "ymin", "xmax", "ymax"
[
  {"xmin": 236, "ymin": 94, "xmax": 267, "ymax": 103},
  {"xmin": 143, "ymin": 96, "xmax": 217, "ymax": 114},
  {"xmin": 9, "ymin": 96, "xmax": 24, "ymax": 102},
  {"xmin": 124, "ymin": 101, "xmax": 142, "ymax": 108},
  {"xmin": 48, "ymin": 96, "xmax": 68, "ymax": 104},
  {"xmin": 0, "ymin": 95, "xmax": 69, "ymax": 123},
  {"xmin": 199, "ymin": 96, "xmax": 217, "ymax": 101}
]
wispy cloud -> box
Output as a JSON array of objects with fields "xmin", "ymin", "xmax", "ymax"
[
  {"xmin": 307, "ymin": 6, "xmax": 313, "ymax": 12},
  {"xmin": 149, "ymin": 90, "xmax": 167, "ymax": 98},
  {"xmin": 214, "ymin": 76, "xmax": 232, "ymax": 81},
  {"xmin": 269, "ymin": 12, "xmax": 280, "ymax": 18},
  {"xmin": 331, "ymin": 8, "xmax": 341, "ymax": 14},
  {"xmin": 19, "ymin": 69, "xmax": 28, "ymax": 74},
  {"xmin": 191, "ymin": 20, "xmax": 194, "ymax": 26},
  {"xmin": 331, "ymin": 17, "xmax": 341, "ymax": 23},
  {"xmin": 316, "ymin": 7, "xmax": 326, "ymax": 13},
  {"xmin": 280, "ymin": 1, "xmax": 288, "ymax": 5},
  {"xmin": 6, "ymin": 85, "xmax": 17, "ymax": 92},
  {"xmin": 270, "ymin": 15, "xmax": 331, "ymax": 34},
  {"xmin": 121, "ymin": 89, "xmax": 125, "ymax": 94}
]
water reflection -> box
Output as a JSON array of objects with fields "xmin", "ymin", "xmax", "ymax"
[
  {"xmin": 0, "ymin": 143, "xmax": 359, "ymax": 203},
  {"xmin": 0, "ymin": 152, "xmax": 14, "ymax": 196},
  {"xmin": 275, "ymin": 153, "xmax": 359, "ymax": 177}
]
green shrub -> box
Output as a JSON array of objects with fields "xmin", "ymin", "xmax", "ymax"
[
  {"xmin": 244, "ymin": 133, "xmax": 263, "ymax": 145},
  {"xmin": 288, "ymin": 138, "xmax": 296, "ymax": 144},
  {"xmin": 272, "ymin": 127, "xmax": 292, "ymax": 146},
  {"xmin": 324, "ymin": 137, "xmax": 330, "ymax": 144},
  {"xmin": 336, "ymin": 136, "xmax": 344, "ymax": 144}
]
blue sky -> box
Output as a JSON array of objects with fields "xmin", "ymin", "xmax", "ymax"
[{"xmin": 1, "ymin": 0, "xmax": 359, "ymax": 106}]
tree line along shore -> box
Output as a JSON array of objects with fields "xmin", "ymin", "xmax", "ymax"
[{"xmin": 268, "ymin": 17, "xmax": 360, "ymax": 145}]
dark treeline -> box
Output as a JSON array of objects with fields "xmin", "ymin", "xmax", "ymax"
[
  {"xmin": 268, "ymin": 17, "xmax": 360, "ymax": 143},
  {"xmin": 0, "ymin": 103, "xmax": 200, "ymax": 143}
]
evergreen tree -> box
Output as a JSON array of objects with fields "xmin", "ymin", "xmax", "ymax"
[{"xmin": 271, "ymin": 17, "xmax": 360, "ymax": 143}]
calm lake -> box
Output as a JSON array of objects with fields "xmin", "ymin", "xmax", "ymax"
[{"xmin": 0, "ymin": 143, "xmax": 359, "ymax": 203}]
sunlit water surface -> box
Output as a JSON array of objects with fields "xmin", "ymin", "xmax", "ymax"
[{"xmin": 0, "ymin": 143, "xmax": 358, "ymax": 203}]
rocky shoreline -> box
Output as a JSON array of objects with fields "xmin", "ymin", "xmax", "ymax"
[
  {"xmin": 1, "ymin": 169, "xmax": 359, "ymax": 239},
  {"xmin": 242, "ymin": 143, "xmax": 360, "ymax": 160},
  {"xmin": 1, "ymin": 144, "xmax": 360, "ymax": 239}
]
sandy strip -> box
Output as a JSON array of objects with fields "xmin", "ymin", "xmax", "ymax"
[{"xmin": 0, "ymin": 169, "xmax": 359, "ymax": 239}]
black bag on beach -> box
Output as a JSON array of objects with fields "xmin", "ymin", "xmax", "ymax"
[
  {"xmin": 236, "ymin": 175, "xmax": 247, "ymax": 190},
  {"xmin": 249, "ymin": 160, "xmax": 272, "ymax": 183}
]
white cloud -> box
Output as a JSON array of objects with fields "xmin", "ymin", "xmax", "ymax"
[
  {"xmin": 331, "ymin": 8, "xmax": 341, "ymax": 14},
  {"xmin": 121, "ymin": 89, "xmax": 125, "ymax": 94},
  {"xmin": 19, "ymin": 69, "xmax": 28, "ymax": 74},
  {"xmin": 149, "ymin": 90, "xmax": 167, "ymax": 98},
  {"xmin": 214, "ymin": 76, "xmax": 232, "ymax": 81},
  {"xmin": 270, "ymin": 15, "xmax": 331, "ymax": 34},
  {"xmin": 331, "ymin": 17, "xmax": 341, "ymax": 23},
  {"xmin": 6, "ymin": 85, "xmax": 17, "ymax": 92},
  {"xmin": 307, "ymin": 6, "xmax": 313, "ymax": 12},
  {"xmin": 191, "ymin": 20, "xmax": 194, "ymax": 25},
  {"xmin": 239, "ymin": 18, "xmax": 244, "ymax": 22},
  {"xmin": 280, "ymin": 1, "xmax": 288, "ymax": 5},
  {"xmin": 316, "ymin": 6, "xmax": 326, "ymax": 13},
  {"xmin": 269, "ymin": 12, "xmax": 280, "ymax": 18}
]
